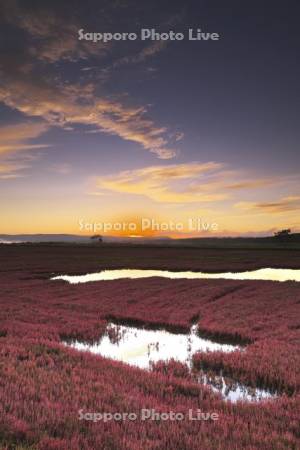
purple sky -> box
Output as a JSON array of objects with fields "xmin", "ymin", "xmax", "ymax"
[{"xmin": 0, "ymin": 0, "xmax": 299, "ymax": 236}]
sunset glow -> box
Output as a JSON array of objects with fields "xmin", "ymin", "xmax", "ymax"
[{"xmin": 0, "ymin": 1, "xmax": 299, "ymax": 237}]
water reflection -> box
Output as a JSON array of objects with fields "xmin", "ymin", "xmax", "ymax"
[
  {"xmin": 197, "ymin": 372, "xmax": 276, "ymax": 402},
  {"xmin": 52, "ymin": 267, "xmax": 300, "ymax": 284},
  {"xmin": 63, "ymin": 322, "xmax": 276, "ymax": 402},
  {"xmin": 66, "ymin": 322, "xmax": 239, "ymax": 368}
]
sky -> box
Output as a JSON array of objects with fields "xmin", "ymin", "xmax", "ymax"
[{"xmin": 0, "ymin": 0, "xmax": 299, "ymax": 237}]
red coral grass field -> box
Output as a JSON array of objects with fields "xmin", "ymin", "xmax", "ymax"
[{"xmin": 0, "ymin": 245, "xmax": 299, "ymax": 449}]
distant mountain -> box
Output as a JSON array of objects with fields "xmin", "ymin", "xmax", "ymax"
[
  {"xmin": 0, "ymin": 234, "xmax": 90, "ymax": 243},
  {"xmin": 0, "ymin": 233, "xmax": 299, "ymax": 248},
  {"xmin": 0, "ymin": 234, "xmax": 173, "ymax": 244}
]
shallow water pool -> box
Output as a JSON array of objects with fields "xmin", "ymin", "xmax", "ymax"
[
  {"xmin": 63, "ymin": 322, "xmax": 276, "ymax": 402},
  {"xmin": 52, "ymin": 267, "xmax": 300, "ymax": 284}
]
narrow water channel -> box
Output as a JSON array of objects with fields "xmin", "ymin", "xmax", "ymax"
[{"xmin": 52, "ymin": 267, "xmax": 300, "ymax": 284}]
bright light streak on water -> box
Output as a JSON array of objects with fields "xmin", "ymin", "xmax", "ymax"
[{"xmin": 52, "ymin": 268, "xmax": 300, "ymax": 284}]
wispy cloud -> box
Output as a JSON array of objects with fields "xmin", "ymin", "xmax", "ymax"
[
  {"xmin": 0, "ymin": 162, "xmax": 29, "ymax": 179},
  {"xmin": 1, "ymin": 0, "xmax": 108, "ymax": 62},
  {"xmin": 0, "ymin": 2, "xmax": 181, "ymax": 159},
  {"xmin": 92, "ymin": 162, "xmax": 291, "ymax": 204},
  {"xmin": 93, "ymin": 162, "xmax": 275, "ymax": 204},
  {"xmin": 109, "ymin": 12, "xmax": 184, "ymax": 70},
  {"xmin": 0, "ymin": 80, "xmax": 177, "ymax": 159},
  {"xmin": 0, "ymin": 122, "xmax": 49, "ymax": 177},
  {"xmin": 174, "ymin": 132, "xmax": 184, "ymax": 142},
  {"xmin": 49, "ymin": 163, "xmax": 72, "ymax": 175},
  {"xmin": 0, "ymin": 122, "xmax": 49, "ymax": 155},
  {"xmin": 235, "ymin": 196, "xmax": 300, "ymax": 214},
  {"xmin": 111, "ymin": 41, "xmax": 169, "ymax": 70}
]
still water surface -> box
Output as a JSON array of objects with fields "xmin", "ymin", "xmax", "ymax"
[
  {"xmin": 64, "ymin": 322, "xmax": 276, "ymax": 402},
  {"xmin": 55, "ymin": 267, "xmax": 284, "ymax": 401},
  {"xmin": 53, "ymin": 267, "xmax": 300, "ymax": 284}
]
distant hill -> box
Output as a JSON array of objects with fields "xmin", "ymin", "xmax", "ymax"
[
  {"xmin": 166, "ymin": 234, "xmax": 300, "ymax": 248},
  {"xmin": 0, "ymin": 234, "xmax": 172, "ymax": 244},
  {"xmin": 0, "ymin": 234, "xmax": 90, "ymax": 243},
  {"xmin": 0, "ymin": 233, "xmax": 300, "ymax": 249}
]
